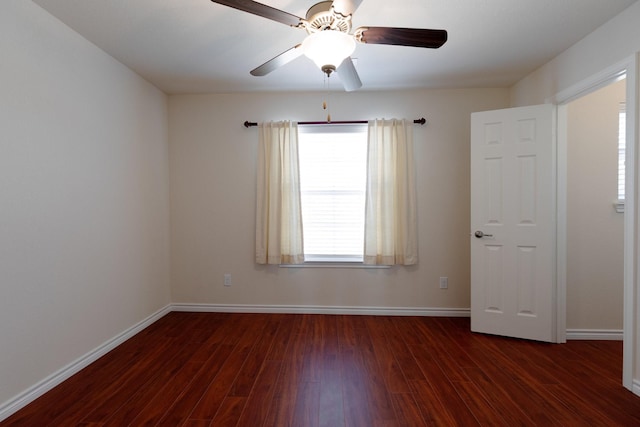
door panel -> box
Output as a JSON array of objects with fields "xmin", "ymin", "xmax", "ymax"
[{"xmin": 471, "ymin": 104, "xmax": 556, "ymax": 342}]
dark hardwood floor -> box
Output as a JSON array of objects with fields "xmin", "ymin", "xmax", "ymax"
[{"xmin": 3, "ymin": 312, "xmax": 640, "ymax": 426}]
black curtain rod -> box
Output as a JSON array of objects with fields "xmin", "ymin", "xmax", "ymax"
[{"xmin": 243, "ymin": 118, "xmax": 426, "ymax": 128}]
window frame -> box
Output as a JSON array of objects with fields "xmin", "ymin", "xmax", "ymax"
[{"xmin": 296, "ymin": 123, "xmax": 368, "ymax": 264}]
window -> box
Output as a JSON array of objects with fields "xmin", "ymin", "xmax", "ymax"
[
  {"xmin": 297, "ymin": 125, "xmax": 368, "ymax": 262},
  {"xmin": 616, "ymin": 102, "xmax": 626, "ymax": 213},
  {"xmin": 618, "ymin": 102, "xmax": 626, "ymax": 199}
]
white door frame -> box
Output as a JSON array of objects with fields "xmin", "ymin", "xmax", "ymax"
[{"xmin": 550, "ymin": 53, "xmax": 638, "ymax": 393}]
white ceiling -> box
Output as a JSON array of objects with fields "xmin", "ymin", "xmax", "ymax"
[{"xmin": 32, "ymin": 0, "xmax": 637, "ymax": 94}]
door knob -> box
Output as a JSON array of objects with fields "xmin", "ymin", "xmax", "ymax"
[{"xmin": 474, "ymin": 230, "xmax": 493, "ymax": 238}]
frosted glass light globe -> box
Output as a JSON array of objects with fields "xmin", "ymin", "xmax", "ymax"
[{"xmin": 302, "ymin": 31, "xmax": 356, "ymax": 71}]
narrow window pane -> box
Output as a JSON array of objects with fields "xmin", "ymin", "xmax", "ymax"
[{"xmin": 618, "ymin": 102, "xmax": 626, "ymax": 201}]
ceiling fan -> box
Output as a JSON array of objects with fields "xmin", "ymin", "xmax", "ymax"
[{"xmin": 210, "ymin": 0, "xmax": 447, "ymax": 91}]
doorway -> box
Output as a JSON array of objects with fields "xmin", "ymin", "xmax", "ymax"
[
  {"xmin": 554, "ymin": 54, "xmax": 638, "ymax": 392},
  {"xmin": 565, "ymin": 77, "xmax": 626, "ymax": 339}
]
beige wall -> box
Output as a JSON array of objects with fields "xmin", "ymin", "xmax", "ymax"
[
  {"xmin": 566, "ymin": 79, "xmax": 625, "ymax": 330},
  {"xmin": 169, "ymin": 89, "xmax": 509, "ymax": 310},
  {"xmin": 511, "ymin": 2, "xmax": 640, "ymax": 107},
  {"xmin": 0, "ymin": 1, "xmax": 170, "ymax": 409}
]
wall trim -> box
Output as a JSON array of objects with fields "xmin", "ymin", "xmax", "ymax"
[
  {"xmin": 0, "ymin": 303, "xmax": 468, "ymax": 421},
  {"xmin": 0, "ymin": 304, "xmax": 172, "ymax": 422},
  {"xmin": 10, "ymin": 305, "xmax": 627, "ymax": 421},
  {"xmin": 170, "ymin": 303, "xmax": 471, "ymax": 317},
  {"xmin": 566, "ymin": 329, "xmax": 624, "ymax": 340},
  {"xmin": 634, "ymin": 379, "xmax": 640, "ymax": 397},
  {"xmin": 0, "ymin": 303, "xmax": 471, "ymax": 421}
]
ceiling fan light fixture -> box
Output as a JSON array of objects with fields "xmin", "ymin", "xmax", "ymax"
[{"xmin": 302, "ymin": 30, "xmax": 356, "ymax": 73}]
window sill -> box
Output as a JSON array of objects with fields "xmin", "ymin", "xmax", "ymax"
[
  {"xmin": 614, "ymin": 200, "xmax": 625, "ymax": 213},
  {"xmin": 280, "ymin": 262, "xmax": 390, "ymax": 269}
]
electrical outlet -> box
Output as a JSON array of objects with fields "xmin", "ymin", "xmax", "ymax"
[
  {"xmin": 439, "ymin": 277, "xmax": 448, "ymax": 289},
  {"xmin": 223, "ymin": 273, "xmax": 232, "ymax": 287}
]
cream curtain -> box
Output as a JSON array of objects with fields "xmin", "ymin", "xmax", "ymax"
[
  {"xmin": 255, "ymin": 121, "xmax": 305, "ymax": 264},
  {"xmin": 364, "ymin": 119, "xmax": 418, "ymax": 265}
]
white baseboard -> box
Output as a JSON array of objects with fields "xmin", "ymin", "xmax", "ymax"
[
  {"xmin": 566, "ymin": 328, "xmax": 624, "ymax": 340},
  {"xmin": 0, "ymin": 304, "xmax": 172, "ymax": 422},
  {"xmin": 170, "ymin": 303, "xmax": 471, "ymax": 317},
  {"xmin": 7, "ymin": 304, "xmax": 628, "ymax": 422},
  {"xmin": 634, "ymin": 379, "xmax": 640, "ymax": 397},
  {"xmin": 0, "ymin": 303, "xmax": 467, "ymax": 421}
]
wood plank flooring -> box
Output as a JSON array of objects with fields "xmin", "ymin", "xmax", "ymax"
[{"xmin": 3, "ymin": 312, "xmax": 640, "ymax": 426}]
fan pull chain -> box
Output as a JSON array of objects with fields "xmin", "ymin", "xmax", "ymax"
[
  {"xmin": 322, "ymin": 72, "xmax": 327, "ymax": 111},
  {"xmin": 326, "ymin": 73, "xmax": 331, "ymax": 123}
]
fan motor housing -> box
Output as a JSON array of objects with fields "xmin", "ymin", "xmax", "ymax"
[{"xmin": 305, "ymin": 1, "xmax": 351, "ymax": 34}]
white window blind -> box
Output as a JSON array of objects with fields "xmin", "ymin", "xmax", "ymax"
[
  {"xmin": 618, "ymin": 102, "xmax": 626, "ymax": 201},
  {"xmin": 298, "ymin": 125, "xmax": 367, "ymax": 262}
]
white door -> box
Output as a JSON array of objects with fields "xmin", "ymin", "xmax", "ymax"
[{"xmin": 470, "ymin": 104, "xmax": 556, "ymax": 342}]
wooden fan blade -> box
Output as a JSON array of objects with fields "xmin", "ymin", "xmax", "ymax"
[
  {"xmin": 337, "ymin": 57, "xmax": 362, "ymax": 91},
  {"xmin": 211, "ymin": 0, "xmax": 303, "ymax": 27},
  {"xmin": 331, "ymin": 0, "xmax": 364, "ymax": 17},
  {"xmin": 356, "ymin": 27, "xmax": 447, "ymax": 48},
  {"xmin": 250, "ymin": 44, "xmax": 303, "ymax": 76}
]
